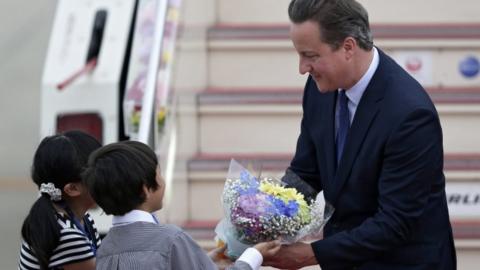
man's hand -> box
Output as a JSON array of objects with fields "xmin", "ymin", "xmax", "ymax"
[
  {"xmin": 253, "ymin": 240, "xmax": 282, "ymax": 259},
  {"xmin": 262, "ymin": 242, "xmax": 317, "ymax": 269}
]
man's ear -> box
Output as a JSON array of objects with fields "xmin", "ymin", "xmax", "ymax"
[
  {"xmin": 63, "ymin": 182, "xmax": 82, "ymax": 197},
  {"xmin": 342, "ymin": 37, "xmax": 356, "ymax": 60}
]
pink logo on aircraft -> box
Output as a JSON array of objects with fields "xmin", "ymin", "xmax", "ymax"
[{"xmin": 405, "ymin": 57, "xmax": 422, "ymax": 72}]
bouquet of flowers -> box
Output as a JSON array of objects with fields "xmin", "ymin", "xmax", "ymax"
[{"xmin": 215, "ymin": 159, "xmax": 334, "ymax": 258}]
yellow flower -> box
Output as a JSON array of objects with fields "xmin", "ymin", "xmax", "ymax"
[
  {"xmin": 157, "ymin": 107, "xmax": 166, "ymax": 121},
  {"xmin": 157, "ymin": 107, "xmax": 167, "ymax": 129},
  {"xmin": 298, "ymin": 200, "xmax": 311, "ymax": 223},
  {"xmin": 259, "ymin": 182, "xmax": 281, "ymax": 196},
  {"xmin": 279, "ymin": 188, "xmax": 304, "ymax": 202},
  {"xmin": 131, "ymin": 111, "xmax": 141, "ymax": 132}
]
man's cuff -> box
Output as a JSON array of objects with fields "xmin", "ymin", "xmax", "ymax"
[
  {"xmin": 237, "ymin": 247, "xmax": 263, "ymax": 270},
  {"xmin": 311, "ymin": 240, "xmax": 330, "ymax": 269}
]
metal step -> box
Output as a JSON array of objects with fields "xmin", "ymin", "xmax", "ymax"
[
  {"xmin": 197, "ymin": 88, "xmax": 480, "ymax": 154},
  {"xmin": 186, "ymin": 153, "xmax": 480, "ymax": 220},
  {"xmin": 207, "ymin": 24, "xmax": 480, "ymax": 89},
  {"xmin": 215, "ymin": 0, "xmax": 480, "ymax": 25}
]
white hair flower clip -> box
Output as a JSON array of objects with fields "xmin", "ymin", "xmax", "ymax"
[{"xmin": 39, "ymin": 182, "xmax": 62, "ymax": 201}]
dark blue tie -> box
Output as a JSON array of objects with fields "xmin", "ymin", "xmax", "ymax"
[{"xmin": 336, "ymin": 90, "xmax": 350, "ymax": 165}]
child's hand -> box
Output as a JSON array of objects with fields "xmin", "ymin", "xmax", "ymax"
[
  {"xmin": 207, "ymin": 245, "xmax": 233, "ymax": 269},
  {"xmin": 253, "ymin": 240, "xmax": 282, "ymax": 260},
  {"xmin": 207, "ymin": 245, "xmax": 229, "ymax": 261}
]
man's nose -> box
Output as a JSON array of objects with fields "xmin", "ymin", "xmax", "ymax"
[{"xmin": 299, "ymin": 59, "xmax": 311, "ymax": 75}]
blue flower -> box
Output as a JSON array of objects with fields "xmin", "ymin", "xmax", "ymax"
[
  {"xmin": 265, "ymin": 196, "xmax": 299, "ymax": 217},
  {"xmin": 285, "ymin": 200, "xmax": 299, "ymax": 217},
  {"xmin": 238, "ymin": 186, "xmax": 258, "ymax": 195},
  {"xmin": 266, "ymin": 196, "xmax": 285, "ymax": 215},
  {"xmin": 240, "ymin": 170, "xmax": 259, "ymax": 188}
]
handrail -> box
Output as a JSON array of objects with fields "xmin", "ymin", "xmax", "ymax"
[{"xmin": 138, "ymin": 0, "xmax": 169, "ymax": 145}]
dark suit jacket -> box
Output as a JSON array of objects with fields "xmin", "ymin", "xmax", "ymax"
[{"xmin": 288, "ymin": 49, "xmax": 456, "ymax": 270}]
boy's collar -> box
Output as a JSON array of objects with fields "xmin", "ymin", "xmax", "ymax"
[{"xmin": 112, "ymin": 209, "xmax": 159, "ymax": 226}]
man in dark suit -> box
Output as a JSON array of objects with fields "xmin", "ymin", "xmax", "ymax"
[{"xmin": 263, "ymin": 0, "xmax": 456, "ymax": 269}]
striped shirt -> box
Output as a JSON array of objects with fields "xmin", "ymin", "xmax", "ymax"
[{"xmin": 18, "ymin": 212, "xmax": 101, "ymax": 270}]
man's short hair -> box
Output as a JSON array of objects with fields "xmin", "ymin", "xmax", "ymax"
[
  {"xmin": 288, "ymin": 0, "xmax": 373, "ymax": 50},
  {"xmin": 83, "ymin": 142, "xmax": 159, "ymax": 215}
]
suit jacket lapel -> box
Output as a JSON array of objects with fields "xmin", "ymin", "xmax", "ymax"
[{"xmin": 331, "ymin": 54, "xmax": 387, "ymax": 204}]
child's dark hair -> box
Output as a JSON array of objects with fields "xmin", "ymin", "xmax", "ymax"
[
  {"xmin": 21, "ymin": 130, "xmax": 101, "ymax": 269},
  {"xmin": 82, "ymin": 141, "xmax": 159, "ymax": 216}
]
